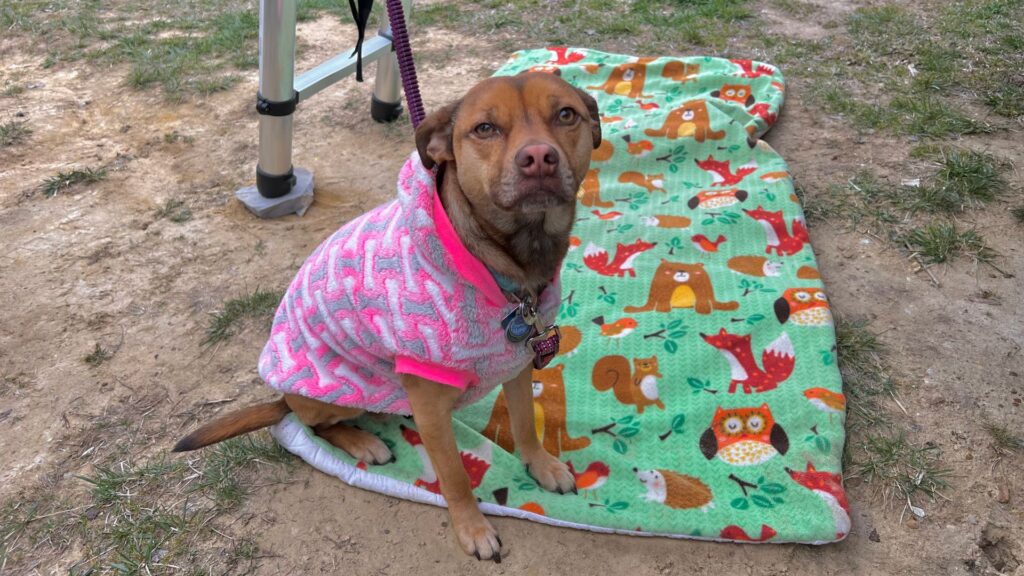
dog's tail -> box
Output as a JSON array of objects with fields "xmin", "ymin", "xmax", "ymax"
[{"xmin": 172, "ymin": 398, "xmax": 291, "ymax": 452}]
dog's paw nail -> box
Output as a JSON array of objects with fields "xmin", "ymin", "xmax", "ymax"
[
  {"xmin": 571, "ymin": 486, "xmax": 578, "ymax": 495},
  {"xmin": 494, "ymin": 552, "xmax": 502, "ymax": 564},
  {"xmin": 497, "ymin": 537, "xmax": 503, "ymax": 548},
  {"xmin": 389, "ymin": 455, "xmax": 397, "ymax": 463},
  {"xmin": 474, "ymin": 551, "xmax": 481, "ymax": 561}
]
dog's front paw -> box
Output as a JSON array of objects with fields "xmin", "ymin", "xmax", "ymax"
[
  {"xmin": 453, "ymin": 512, "xmax": 503, "ymax": 563},
  {"xmin": 524, "ymin": 453, "xmax": 576, "ymax": 495}
]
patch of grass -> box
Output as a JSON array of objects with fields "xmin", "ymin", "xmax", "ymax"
[
  {"xmin": 1011, "ymin": 205, "xmax": 1024, "ymax": 224},
  {"xmin": 889, "ymin": 94, "xmax": 991, "ymax": 138},
  {"xmin": 40, "ymin": 167, "xmax": 107, "ymax": 198},
  {"xmin": 1, "ymin": 82, "xmax": 25, "ymax": 97},
  {"xmin": 849, "ymin": 433, "xmax": 951, "ymax": 505},
  {"xmin": 155, "ymin": 198, "xmax": 193, "ymax": 223},
  {"xmin": 0, "ymin": 120, "xmax": 31, "ymax": 146},
  {"xmin": 983, "ymin": 421, "xmax": 1024, "ymax": 453},
  {"xmin": 835, "ymin": 318, "xmax": 896, "ymax": 435},
  {"xmin": 193, "ymin": 435, "xmax": 295, "ymax": 510},
  {"xmin": 905, "ymin": 221, "xmax": 995, "ymax": 264},
  {"xmin": 204, "ymin": 289, "xmax": 283, "ymax": 346},
  {"xmin": 46, "ymin": 434, "xmax": 295, "ymax": 574},
  {"xmin": 3, "ymin": 0, "xmax": 350, "ymax": 100},
  {"xmin": 83, "ymin": 343, "xmax": 112, "ymax": 367},
  {"xmin": 412, "ymin": 0, "xmax": 751, "ymax": 50},
  {"xmin": 912, "ymin": 148, "xmax": 1007, "ymax": 212},
  {"xmin": 771, "ymin": 0, "xmax": 819, "ymax": 15},
  {"xmin": 163, "ymin": 130, "xmax": 195, "ymax": 144}
]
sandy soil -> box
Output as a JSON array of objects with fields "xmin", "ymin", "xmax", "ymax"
[{"xmin": 1, "ymin": 4, "xmax": 1022, "ymax": 575}]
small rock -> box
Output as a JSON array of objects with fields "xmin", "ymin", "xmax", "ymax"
[
  {"xmin": 868, "ymin": 528, "xmax": 880, "ymax": 542},
  {"xmin": 906, "ymin": 519, "xmax": 920, "ymax": 530},
  {"xmin": 84, "ymin": 507, "xmax": 99, "ymax": 520},
  {"xmin": 967, "ymin": 514, "xmax": 978, "ymax": 525},
  {"xmin": 997, "ymin": 485, "xmax": 1010, "ymax": 504},
  {"xmin": 966, "ymin": 452, "xmax": 973, "ymax": 460}
]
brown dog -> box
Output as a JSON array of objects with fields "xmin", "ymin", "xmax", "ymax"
[{"xmin": 173, "ymin": 72, "xmax": 600, "ymax": 562}]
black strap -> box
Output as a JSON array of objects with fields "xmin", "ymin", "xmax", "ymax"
[{"xmin": 347, "ymin": 0, "xmax": 374, "ymax": 82}]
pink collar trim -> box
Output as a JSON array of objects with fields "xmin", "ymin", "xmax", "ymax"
[{"xmin": 431, "ymin": 182, "xmax": 508, "ymax": 307}]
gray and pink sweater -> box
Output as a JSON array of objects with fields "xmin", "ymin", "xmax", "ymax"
[{"xmin": 258, "ymin": 153, "xmax": 560, "ymax": 414}]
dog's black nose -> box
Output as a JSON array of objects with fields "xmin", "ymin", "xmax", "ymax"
[{"xmin": 516, "ymin": 144, "xmax": 559, "ymax": 178}]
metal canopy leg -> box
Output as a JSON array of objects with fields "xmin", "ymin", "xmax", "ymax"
[
  {"xmin": 236, "ymin": 0, "xmax": 411, "ymax": 219},
  {"xmin": 236, "ymin": 0, "xmax": 314, "ymax": 218}
]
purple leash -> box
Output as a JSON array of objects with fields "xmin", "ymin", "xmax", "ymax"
[{"xmin": 384, "ymin": 0, "xmax": 426, "ymax": 129}]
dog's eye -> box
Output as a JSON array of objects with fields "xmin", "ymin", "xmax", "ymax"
[
  {"xmin": 473, "ymin": 123, "xmax": 495, "ymax": 137},
  {"xmin": 557, "ymin": 107, "xmax": 577, "ymax": 124}
]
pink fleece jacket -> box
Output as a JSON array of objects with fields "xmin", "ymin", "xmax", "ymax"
[{"xmin": 257, "ymin": 153, "xmax": 561, "ymax": 414}]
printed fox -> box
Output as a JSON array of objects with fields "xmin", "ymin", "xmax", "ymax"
[
  {"xmin": 732, "ymin": 59, "xmax": 776, "ymax": 78},
  {"xmin": 695, "ymin": 156, "xmax": 758, "ymax": 187},
  {"xmin": 786, "ymin": 463, "xmax": 851, "ymax": 540},
  {"xmin": 546, "ymin": 46, "xmax": 586, "ymax": 65},
  {"xmin": 583, "ymin": 239, "xmax": 657, "ymax": 277},
  {"xmin": 719, "ymin": 524, "xmax": 777, "ymax": 542},
  {"xmin": 700, "ymin": 329, "xmax": 795, "ymax": 394},
  {"xmin": 744, "ymin": 206, "xmax": 809, "ymax": 256},
  {"xmin": 618, "ymin": 171, "xmax": 665, "ymax": 193}
]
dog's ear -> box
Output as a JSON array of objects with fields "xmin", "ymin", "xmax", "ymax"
[
  {"xmin": 574, "ymin": 88, "xmax": 602, "ymax": 149},
  {"xmin": 415, "ymin": 100, "xmax": 461, "ymax": 169}
]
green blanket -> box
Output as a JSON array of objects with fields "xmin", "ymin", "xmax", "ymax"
[{"xmin": 272, "ymin": 47, "xmax": 848, "ymax": 544}]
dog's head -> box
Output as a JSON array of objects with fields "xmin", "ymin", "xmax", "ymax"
[{"xmin": 415, "ymin": 72, "xmax": 601, "ymax": 213}]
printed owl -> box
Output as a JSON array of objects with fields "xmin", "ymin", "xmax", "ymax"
[
  {"xmin": 774, "ymin": 288, "xmax": 833, "ymax": 326},
  {"xmin": 700, "ymin": 404, "xmax": 789, "ymax": 466}
]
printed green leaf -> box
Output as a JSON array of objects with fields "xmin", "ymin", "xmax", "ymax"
[
  {"xmin": 620, "ymin": 426, "xmax": 640, "ymax": 438},
  {"xmin": 701, "ymin": 218, "xmax": 714, "ymax": 225},
  {"xmin": 608, "ymin": 501, "xmax": 630, "ymax": 512},
  {"xmin": 664, "ymin": 339, "xmax": 679, "ymax": 354},
  {"xmin": 820, "ymin": 350, "xmax": 835, "ymax": 365},
  {"xmin": 687, "ymin": 377, "xmax": 708, "ymax": 390},
  {"xmin": 751, "ymin": 495, "xmax": 774, "ymax": 508},
  {"xmin": 730, "ymin": 497, "xmax": 750, "ymax": 510},
  {"xmin": 669, "ymin": 330, "xmax": 687, "ymax": 339},
  {"xmin": 757, "ymin": 476, "xmax": 766, "ymax": 485},
  {"xmin": 617, "ymin": 415, "xmax": 635, "ymax": 425},
  {"xmin": 667, "ymin": 319, "xmax": 683, "ymax": 330},
  {"xmin": 773, "ymin": 497, "xmax": 785, "ymax": 504},
  {"xmin": 816, "ymin": 436, "xmax": 831, "ymax": 453},
  {"xmin": 613, "ymin": 439, "xmax": 628, "ymax": 454},
  {"xmin": 671, "ymin": 414, "xmax": 686, "ymax": 433},
  {"xmin": 669, "ymin": 164, "xmax": 679, "ymax": 174},
  {"xmin": 519, "ymin": 482, "xmax": 537, "ymax": 491},
  {"xmin": 761, "ymin": 483, "xmax": 786, "ymax": 495}
]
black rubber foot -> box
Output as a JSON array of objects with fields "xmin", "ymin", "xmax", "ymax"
[{"xmin": 371, "ymin": 95, "xmax": 403, "ymax": 123}]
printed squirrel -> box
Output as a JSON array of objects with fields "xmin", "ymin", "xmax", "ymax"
[{"xmin": 591, "ymin": 355, "xmax": 664, "ymax": 414}]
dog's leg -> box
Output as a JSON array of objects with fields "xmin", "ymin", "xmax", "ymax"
[
  {"xmin": 503, "ymin": 367, "xmax": 576, "ymax": 494},
  {"xmin": 402, "ymin": 374, "xmax": 502, "ymax": 562},
  {"xmin": 314, "ymin": 422, "xmax": 394, "ymax": 465},
  {"xmin": 285, "ymin": 393, "xmax": 393, "ymax": 465}
]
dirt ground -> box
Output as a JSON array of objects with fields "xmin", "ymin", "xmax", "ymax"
[{"xmin": 1, "ymin": 1, "xmax": 1022, "ymax": 574}]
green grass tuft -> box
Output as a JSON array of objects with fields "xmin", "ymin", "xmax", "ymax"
[
  {"xmin": 913, "ymin": 148, "xmax": 1007, "ymax": 212},
  {"xmin": 905, "ymin": 221, "xmax": 994, "ymax": 264},
  {"xmin": 40, "ymin": 167, "xmax": 107, "ymax": 198},
  {"xmin": 203, "ymin": 289, "xmax": 284, "ymax": 346},
  {"xmin": 83, "ymin": 343, "xmax": 112, "ymax": 367},
  {"xmin": 0, "ymin": 120, "xmax": 31, "ymax": 146},
  {"xmin": 849, "ymin": 432, "xmax": 951, "ymax": 504},
  {"xmin": 1011, "ymin": 205, "xmax": 1024, "ymax": 224},
  {"xmin": 194, "ymin": 435, "xmax": 295, "ymax": 510},
  {"xmin": 983, "ymin": 421, "xmax": 1024, "ymax": 453},
  {"xmin": 155, "ymin": 198, "xmax": 193, "ymax": 223}
]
